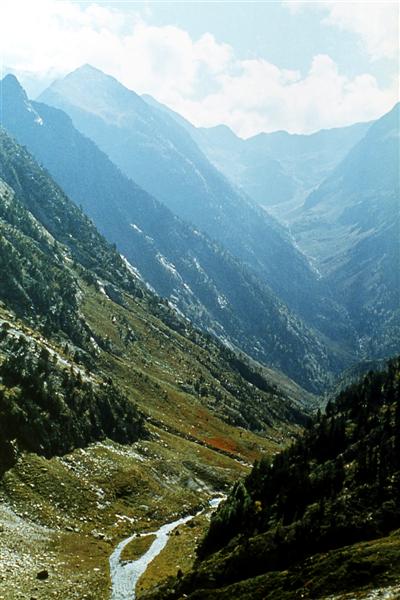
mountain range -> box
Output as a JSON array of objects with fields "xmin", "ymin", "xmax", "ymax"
[
  {"xmin": 293, "ymin": 103, "xmax": 400, "ymax": 360},
  {"xmin": 143, "ymin": 88, "xmax": 400, "ymax": 370},
  {"xmin": 2, "ymin": 72, "xmax": 349, "ymax": 392},
  {"xmin": 0, "ymin": 61, "xmax": 398, "ymax": 600},
  {"xmin": 0, "ymin": 124, "xmax": 315, "ymax": 432},
  {"xmin": 3, "ymin": 66, "xmax": 398, "ymax": 389},
  {"xmin": 38, "ymin": 66, "xmax": 354, "ymax": 353},
  {"xmin": 142, "ymin": 92, "xmax": 371, "ymax": 216}
]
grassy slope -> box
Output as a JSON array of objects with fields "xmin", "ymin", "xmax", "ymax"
[{"xmin": 0, "ymin": 297, "xmax": 288, "ymax": 600}]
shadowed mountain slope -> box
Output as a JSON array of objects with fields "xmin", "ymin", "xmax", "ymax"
[
  {"xmin": 293, "ymin": 103, "xmax": 400, "ymax": 361},
  {"xmin": 146, "ymin": 357, "xmax": 400, "ymax": 600}
]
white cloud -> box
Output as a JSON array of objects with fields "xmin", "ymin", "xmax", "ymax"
[
  {"xmin": 324, "ymin": 2, "xmax": 399, "ymax": 61},
  {"xmin": 173, "ymin": 53, "xmax": 397, "ymax": 137},
  {"xmin": 0, "ymin": 0, "xmax": 398, "ymax": 136},
  {"xmin": 284, "ymin": 1, "xmax": 399, "ymax": 61}
]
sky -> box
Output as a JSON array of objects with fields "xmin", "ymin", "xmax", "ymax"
[{"xmin": 0, "ymin": 0, "xmax": 398, "ymax": 137}]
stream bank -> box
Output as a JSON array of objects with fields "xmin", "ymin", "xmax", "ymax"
[{"xmin": 109, "ymin": 497, "xmax": 224, "ymax": 600}]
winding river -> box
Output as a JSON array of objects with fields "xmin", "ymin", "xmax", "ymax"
[{"xmin": 109, "ymin": 497, "xmax": 223, "ymax": 600}]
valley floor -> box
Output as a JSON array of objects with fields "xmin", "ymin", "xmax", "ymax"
[{"xmin": 0, "ymin": 422, "xmax": 271, "ymax": 600}]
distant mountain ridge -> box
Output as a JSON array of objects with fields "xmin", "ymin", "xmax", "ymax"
[
  {"xmin": 143, "ymin": 92, "xmax": 400, "ymax": 366},
  {"xmin": 38, "ymin": 65, "xmax": 353, "ymax": 352},
  {"xmin": 1, "ymin": 74, "xmax": 341, "ymax": 392},
  {"xmin": 293, "ymin": 103, "xmax": 400, "ymax": 360},
  {"xmin": 142, "ymin": 92, "xmax": 372, "ymax": 217}
]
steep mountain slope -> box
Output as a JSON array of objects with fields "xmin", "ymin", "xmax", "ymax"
[
  {"xmin": 146, "ymin": 93, "xmax": 399, "ymax": 369},
  {"xmin": 1, "ymin": 74, "xmax": 345, "ymax": 392},
  {"xmin": 0, "ymin": 127, "xmax": 314, "ymax": 442},
  {"xmin": 148, "ymin": 358, "xmax": 400, "ymax": 600},
  {"xmin": 293, "ymin": 103, "xmax": 400, "ymax": 360},
  {"xmin": 0, "ymin": 127, "xmax": 318, "ymax": 598},
  {"xmin": 142, "ymin": 93, "xmax": 371, "ymax": 217},
  {"xmin": 0, "ymin": 136, "xmax": 142, "ymax": 346},
  {"xmin": 0, "ymin": 131, "xmax": 147, "ymax": 473},
  {"xmin": 38, "ymin": 66, "xmax": 353, "ymax": 350}
]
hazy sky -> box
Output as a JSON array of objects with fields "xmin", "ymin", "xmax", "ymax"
[{"xmin": 1, "ymin": 0, "xmax": 398, "ymax": 136}]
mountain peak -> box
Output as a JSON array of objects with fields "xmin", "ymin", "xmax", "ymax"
[
  {"xmin": 1, "ymin": 73, "xmax": 28, "ymax": 102},
  {"xmin": 203, "ymin": 123, "xmax": 240, "ymax": 143},
  {"xmin": 78, "ymin": 63, "xmax": 99, "ymax": 71},
  {"xmin": 1, "ymin": 75, "xmax": 46, "ymax": 128},
  {"xmin": 55, "ymin": 63, "xmax": 114, "ymax": 87},
  {"xmin": 70, "ymin": 63, "xmax": 106, "ymax": 78},
  {"xmin": 42, "ymin": 64, "xmax": 119, "ymax": 96},
  {"xmin": 39, "ymin": 64, "xmax": 145, "ymax": 120}
]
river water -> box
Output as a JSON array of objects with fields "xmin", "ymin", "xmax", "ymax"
[{"xmin": 109, "ymin": 497, "xmax": 223, "ymax": 600}]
